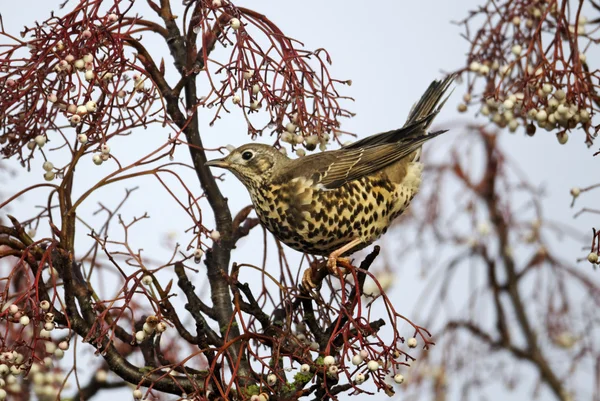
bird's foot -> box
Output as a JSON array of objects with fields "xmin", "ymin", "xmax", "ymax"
[
  {"xmin": 302, "ymin": 266, "xmax": 319, "ymax": 290},
  {"xmin": 302, "ymin": 257, "xmax": 354, "ymax": 290},
  {"xmin": 326, "ymin": 256, "xmax": 352, "ymax": 275},
  {"xmin": 302, "ymin": 259, "xmax": 328, "ymax": 290}
]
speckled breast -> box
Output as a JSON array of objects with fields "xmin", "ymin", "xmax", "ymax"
[{"xmin": 248, "ymin": 174, "xmax": 418, "ymax": 256}]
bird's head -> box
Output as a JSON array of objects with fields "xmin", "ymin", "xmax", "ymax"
[{"xmin": 205, "ymin": 143, "xmax": 290, "ymax": 188}]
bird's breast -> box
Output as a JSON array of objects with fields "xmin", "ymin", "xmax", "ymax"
[{"xmin": 246, "ymin": 164, "xmax": 423, "ymax": 256}]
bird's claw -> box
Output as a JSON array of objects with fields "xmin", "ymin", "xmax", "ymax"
[
  {"xmin": 327, "ymin": 256, "xmax": 352, "ymax": 274},
  {"xmin": 302, "ymin": 267, "xmax": 319, "ymax": 290},
  {"xmin": 302, "ymin": 257, "xmax": 353, "ymax": 290}
]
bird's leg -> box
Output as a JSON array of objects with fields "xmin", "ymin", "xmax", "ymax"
[
  {"xmin": 326, "ymin": 238, "xmax": 363, "ymax": 274},
  {"xmin": 302, "ymin": 239, "xmax": 363, "ymax": 289}
]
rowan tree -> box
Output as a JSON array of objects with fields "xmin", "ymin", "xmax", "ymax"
[
  {"xmin": 0, "ymin": 1, "xmax": 424, "ymax": 400},
  {"xmin": 0, "ymin": 1, "xmax": 599, "ymax": 401}
]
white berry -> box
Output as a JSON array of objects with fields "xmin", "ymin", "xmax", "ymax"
[
  {"xmin": 580, "ymin": 109, "xmax": 590, "ymax": 123},
  {"xmin": 229, "ymin": 18, "xmax": 241, "ymax": 30},
  {"xmin": 352, "ymin": 354, "xmax": 363, "ymax": 365},
  {"xmin": 210, "ymin": 230, "xmax": 221, "ymax": 241},
  {"xmin": 44, "ymin": 171, "xmax": 55, "ymax": 181},
  {"xmin": 503, "ymin": 99, "xmax": 514, "ymax": 109},
  {"xmin": 143, "ymin": 322, "xmax": 155, "ymax": 335},
  {"xmin": 469, "ymin": 61, "xmax": 481, "ymax": 72},
  {"xmin": 323, "ymin": 355, "xmax": 335, "ymax": 366},
  {"xmin": 95, "ymin": 370, "xmax": 108, "ymax": 382},
  {"xmin": 92, "ymin": 154, "xmax": 103, "ymax": 165},
  {"xmin": 394, "ymin": 373, "xmax": 405, "ymax": 384},
  {"xmin": 367, "ymin": 360, "xmax": 379, "ymax": 371},
  {"xmin": 587, "ymin": 252, "xmax": 598, "ymax": 264},
  {"xmin": 19, "ymin": 315, "xmax": 30, "ymax": 326},
  {"xmin": 355, "ymin": 372, "xmax": 366, "ymax": 384},
  {"xmin": 557, "ymin": 132, "xmax": 569, "ymax": 144},
  {"xmin": 35, "ymin": 135, "xmax": 47, "ymax": 147},
  {"xmin": 70, "ymin": 114, "xmax": 81, "ymax": 125},
  {"xmin": 42, "ymin": 161, "xmax": 54, "ymax": 172},
  {"xmin": 300, "ymin": 364, "xmax": 310, "ymax": 373},
  {"xmin": 85, "ymin": 101, "xmax": 97, "ymax": 112},
  {"xmin": 570, "ymin": 187, "xmax": 580, "ymax": 197},
  {"xmin": 267, "ymin": 373, "xmax": 277, "ymax": 385},
  {"xmin": 554, "ymin": 89, "xmax": 566, "ymax": 101},
  {"xmin": 156, "ymin": 322, "xmax": 167, "ymax": 333},
  {"xmin": 535, "ymin": 110, "xmax": 547, "ymax": 122},
  {"xmin": 407, "ymin": 337, "xmax": 418, "ymax": 348},
  {"xmin": 286, "ymin": 123, "xmax": 297, "ymax": 133}
]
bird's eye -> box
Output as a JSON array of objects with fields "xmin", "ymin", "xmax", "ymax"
[{"xmin": 241, "ymin": 151, "xmax": 254, "ymax": 161}]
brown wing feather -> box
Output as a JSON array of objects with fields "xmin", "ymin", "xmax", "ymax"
[
  {"xmin": 275, "ymin": 129, "xmax": 446, "ymax": 189},
  {"xmin": 317, "ymin": 130, "xmax": 445, "ymax": 188},
  {"xmin": 273, "ymin": 75, "xmax": 454, "ymax": 189}
]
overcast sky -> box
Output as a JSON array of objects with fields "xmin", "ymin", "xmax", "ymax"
[{"xmin": 1, "ymin": 1, "xmax": 599, "ymax": 400}]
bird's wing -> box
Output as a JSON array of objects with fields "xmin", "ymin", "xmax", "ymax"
[
  {"xmin": 342, "ymin": 75, "xmax": 454, "ymax": 150},
  {"xmin": 275, "ymin": 129, "xmax": 446, "ymax": 189}
]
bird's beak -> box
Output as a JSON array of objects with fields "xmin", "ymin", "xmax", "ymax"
[{"xmin": 205, "ymin": 158, "xmax": 230, "ymax": 169}]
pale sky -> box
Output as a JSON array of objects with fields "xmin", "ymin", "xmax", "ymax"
[{"xmin": 1, "ymin": 1, "xmax": 598, "ymax": 400}]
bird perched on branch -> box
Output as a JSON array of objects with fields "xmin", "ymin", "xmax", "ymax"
[{"xmin": 206, "ymin": 76, "xmax": 454, "ymax": 287}]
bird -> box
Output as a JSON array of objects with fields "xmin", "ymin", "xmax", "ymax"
[{"xmin": 206, "ymin": 76, "xmax": 454, "ymax": 287}]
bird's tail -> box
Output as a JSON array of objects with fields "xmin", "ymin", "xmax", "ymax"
[
  {"xmin": 404, "ymin": 74, "xmax": 455, "ymax": 129},
  {"xmin": 342, "ymin": 75, "xmax": 455, "ymax": 150}
]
